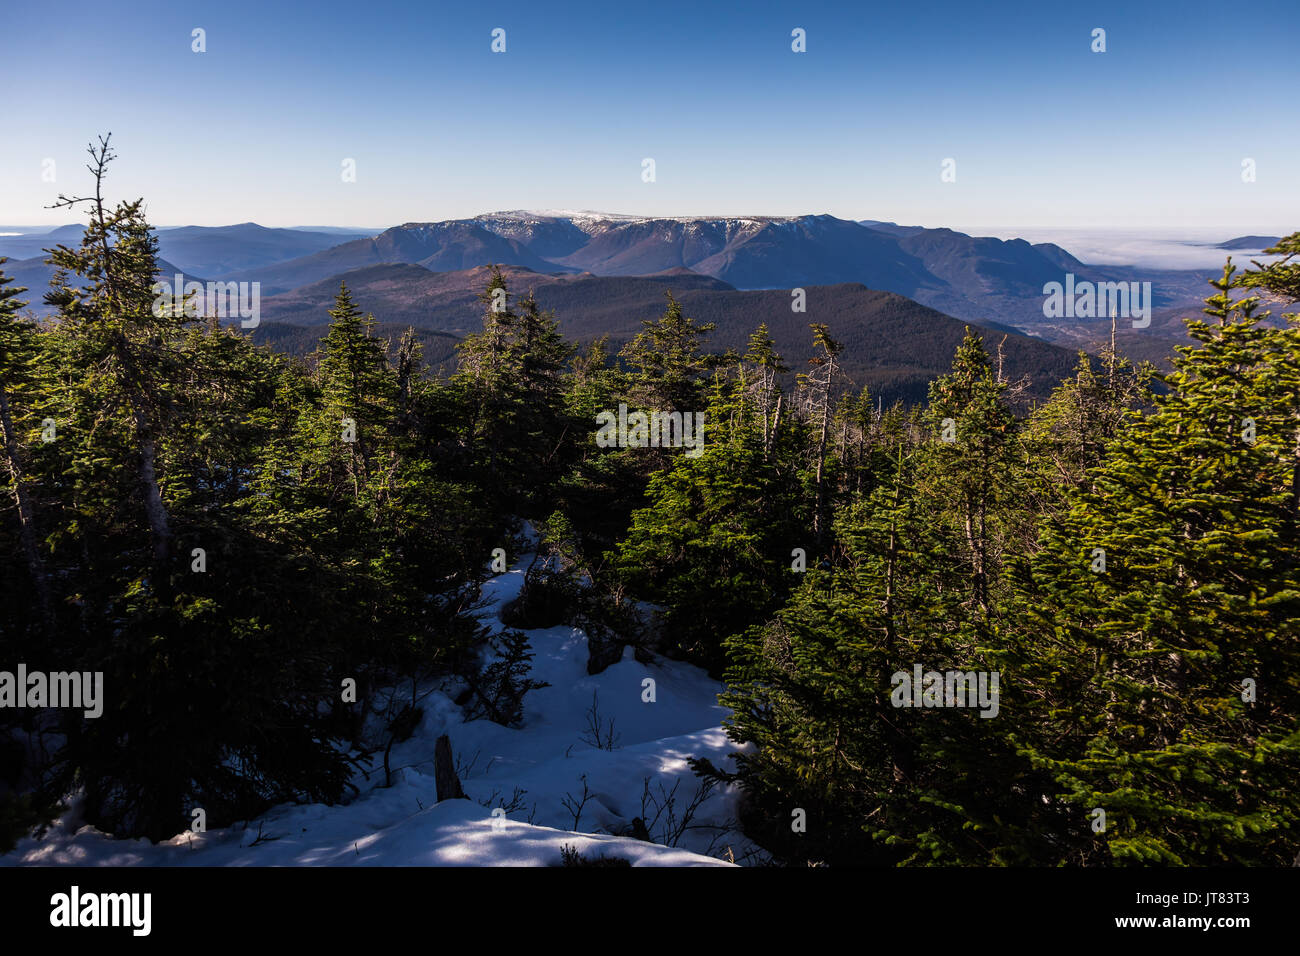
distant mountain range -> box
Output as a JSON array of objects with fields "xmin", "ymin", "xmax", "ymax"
[
  {"xmin": 3, "ymin": 213, "xmax": 1290, "ymax": 387},
  {"xmin": 0, "ymin": 223, "xmax": 369, "ymax": 276},
  {"xmin": 0, "ymin": 251, "xmax": 195, "ymax": 307},
  {"xmin": 211, "ymin": 212, "xmax": 1241, "ymax": 350}
]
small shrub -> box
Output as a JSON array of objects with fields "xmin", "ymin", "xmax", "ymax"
[
  {"xmin": 500, "ymin": 562, "xmax": 577, "ymax": 630},
  {"xmin": 557, "ymin": 843, "xmax": 632, "ymax": 867},
  {"xmin": 462, "ymin": 629, "xmax": 550, "ymax": 727}
]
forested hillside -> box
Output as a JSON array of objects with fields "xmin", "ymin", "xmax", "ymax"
[{"xmin": 250, "ymin": 262, "xmax": 1079, "ymax": 406}]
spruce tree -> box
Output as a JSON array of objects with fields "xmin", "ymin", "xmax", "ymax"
[
  {"xmin": 618, "ymin": 291, "xmax": 720, "ymax": 412},
  {"xmin": 1008, "ymin": 262, "xmax": 1300, "ymax": 864},
  {"xmin": 612, "ymin": 372, "xmax": 809, "ymax": 672}
]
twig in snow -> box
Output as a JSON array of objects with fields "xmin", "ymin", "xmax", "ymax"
[{"xmin": 248, "ymin": 821, "xmax": 281, "ymax": 847}]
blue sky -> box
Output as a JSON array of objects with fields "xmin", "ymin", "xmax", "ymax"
[{"xmin": 1, "ymin": 0, "xmax": 1296, "ymax": 232}]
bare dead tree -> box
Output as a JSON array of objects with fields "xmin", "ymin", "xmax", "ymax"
[
  {"xmin": 477, "ymin": 786, "xmax": 529, "ymax": 815},
  {"xmin": 560, "ymin": 773, "xmax": 594, "ymax": 830},
  {"xmin": 638, "ymin": 774, "xmax": 720, "ymax": 848},
  {"xmin": 801, "ymin": 323, "xmax": 844, "ymax": 540},
  {"xmin": 580, "ymin": 690, "xmax": 620, "ymax": 751}
]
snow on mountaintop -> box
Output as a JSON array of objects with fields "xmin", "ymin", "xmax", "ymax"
[
  {"xmin": 3, "ymin": 545, "xmax": 756, "ymax": 867},
  {"xmin": 481, "ymin": 210, "xmax": 805, "ymax": 226},
  {"xmin": 485, "ymin": 210, "xmax": 649, "ymax": 221}
]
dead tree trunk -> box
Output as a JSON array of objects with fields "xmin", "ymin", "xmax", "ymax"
[
  {"xmin": 433, "ymin": 734, "xmax": 467, "ymax": 802},
  {"xmin": 769, "ymin": 392, "xmax": 783, "ymax": 458}
]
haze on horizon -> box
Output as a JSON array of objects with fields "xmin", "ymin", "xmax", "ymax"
[{"xmin": 1, "ymin": 0, "xmax": 1296, "ymax": 234}]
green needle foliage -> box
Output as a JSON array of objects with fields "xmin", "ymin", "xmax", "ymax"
[{"xmin": 1007, "ymin": 261, "xmax": 1300, "ymax": 864}]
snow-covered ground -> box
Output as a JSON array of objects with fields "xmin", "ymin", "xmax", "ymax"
[{"xmin": 3, "ymin": 548, "xmax": 759, "ymax": 867}]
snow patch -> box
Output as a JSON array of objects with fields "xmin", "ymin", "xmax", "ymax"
[{"xmin": 3, "ymin": 547, "xmax": 758, "ymax": 867}]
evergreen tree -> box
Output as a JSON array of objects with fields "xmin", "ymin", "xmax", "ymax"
[
  {"xmin": 1008, "ymin": 263, "xmax": 1300, "ymax": 864},
  {"xmin": 611, "ymin": 373, "xmax": 809, "ymax": 672},
  {"xmin": 44, "ymin": 136, "xmax": 185, "ymax": 586},
  {"xmin": 618, "ymin": 291, "xmax": 721, "ymax": 412},
  {"xmin": 1025, "ymin": 345, "xmax": 1153, "ymax": 509},
  {"xmin": 455, "ymin": 268, "xmax": 576, "ymax": 513},
  {"xmin": 307, "ymin": 282, "xmax": 396, "ymax": 499},
  {"xmin": 0, "ymin": 264, "xmax": 51, "ymax": 622},
  {"xmin": 722, "ymin": 447, "xmax": 1050, "ymax": 864},
  {"xmin": 915, "ymin": 327, "xmax": 1023, "ymax": 609},
  {"xmin": 30, "ymin": 139, "xmax": 356, "ymax": 839},
  {"xmin": 741, "ymin": 323, "xmax": 789, "ymax": 455}
]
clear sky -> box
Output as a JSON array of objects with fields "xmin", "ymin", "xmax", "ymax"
[{"xmin": 2, "ymin": 0, "xmax": 1296, "ymax": 232}]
